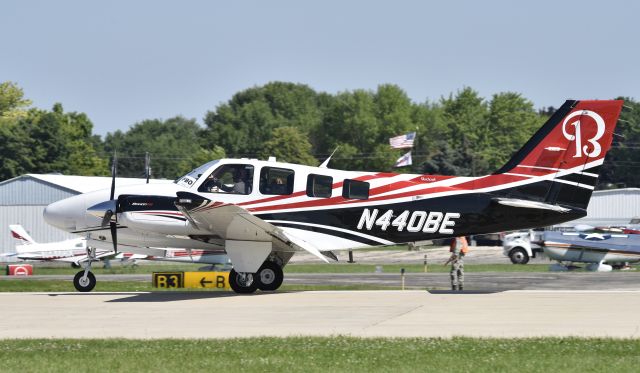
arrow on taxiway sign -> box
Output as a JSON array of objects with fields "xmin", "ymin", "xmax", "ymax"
[{"xmin": 200, "ymin": 277, "xmax": 213, "ymax": 287}]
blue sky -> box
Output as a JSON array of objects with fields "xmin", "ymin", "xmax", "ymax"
[{"xmin": 1, "ymin": 0, "xmax": 638, "ymax": 136}]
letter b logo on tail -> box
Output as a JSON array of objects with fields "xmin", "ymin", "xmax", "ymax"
[{"xmin": 562, "ymin": 110, "xmax": 605, "ymax": 158}]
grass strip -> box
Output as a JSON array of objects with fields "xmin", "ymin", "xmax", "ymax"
[{"xmin": 0, "ymin": 337, "xmax": 638, "ymax": 372}]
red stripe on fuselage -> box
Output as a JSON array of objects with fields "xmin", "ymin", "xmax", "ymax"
[{"xmin": 237, "ymin": 172, "xmax": 394, "ymax": 207}]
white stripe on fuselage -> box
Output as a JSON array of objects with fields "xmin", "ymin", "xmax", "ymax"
[{"xmin": 266, "ymin": 220, "xmax": 395, "ymax": 245}]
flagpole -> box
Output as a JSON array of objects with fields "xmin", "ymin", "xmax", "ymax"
[{"xmin": 413, "ymin": 127, "xmax": 418, "ymax": 171}]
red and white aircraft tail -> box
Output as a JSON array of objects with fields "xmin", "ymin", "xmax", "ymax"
[
  {"xmin": 10, "ymin": 225, "xmax": 37, "ymax": 245},
  {"xmin": 491, "ymin": 100, "xmax": 623, "ymax": 210}
]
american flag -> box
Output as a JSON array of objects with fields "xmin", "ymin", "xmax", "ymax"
[
  {"xmin": 389, "ymin": 132, "xmax": 416, "ymax": 149},
  {"xmin": 394, "ymin": 151, "xmax": 412, "ymax": 167}
]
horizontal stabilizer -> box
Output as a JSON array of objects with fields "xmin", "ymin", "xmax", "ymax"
[{"xmin": 493, "ymin": 198, "xmax": 571, "ymax": 213}]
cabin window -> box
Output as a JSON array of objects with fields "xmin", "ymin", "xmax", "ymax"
[
  {"xmin": 306, "ymin": 174, "xmax": 333, "ymax": 198},
  {"xmin": 198, "ymin": 164, "xmax": 254, "ymax": 195},
  {"xmin": 260, "ymin": 167, "xmax": 294, "ymax": 195},
  {"xmin": 342, "ymin": 179, "xmax": 369, "ymax": 200}
]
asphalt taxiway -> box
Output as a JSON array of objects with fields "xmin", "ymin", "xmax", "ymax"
[{"xmin": 1, "ymin": 290, "xmax": 639, "ymax": 339}]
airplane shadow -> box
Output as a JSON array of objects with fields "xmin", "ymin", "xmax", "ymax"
[
  {"xmin": 46, "ymin": 291, "xmax": 278, "ymax": 302},
  {"xmin": 427, "ymin": 290, "xmax": 503, "ymax": 295},
  {"xmin": 105, "ymin": 292, "xmax": 240, "ymax": 302}
]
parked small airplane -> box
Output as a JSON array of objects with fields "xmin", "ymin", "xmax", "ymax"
[
  {"xmin": 43, "ymin": 100, "xmax": 624, "ymax": 292},
  {"xmin": 5, "ymin": 225, "xmax": 229, "ymax": 269},
  {"xmin": 543, "ymin": 231, "xmax": 640, "ymax": 271},
  {"xmin": 5, "ymin": 224, "xmax": 113, "ymax": 265}
]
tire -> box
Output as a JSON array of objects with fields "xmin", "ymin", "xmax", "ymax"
[
  {"xmin": 71, "ymin": 262, "xmax": 81, "ymax": 269},
  {"xmin": 73, "ymin": 271, "xmax": 96, "ymax": 292},
  {"xmin": 509, "ymin": 247, "xmax": 530, "ymax": 265},
  {"xmin": 256, "ymin": 261, "xmax": 284, "ymax": 291},
  {"xmin": 228, "ymin": 269, "xmax": 258, "ymax": 294}
]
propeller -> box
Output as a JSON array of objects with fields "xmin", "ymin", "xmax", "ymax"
[{"xmin": 105, "ymin": 151, "xmax": 118, "ymax": 253}]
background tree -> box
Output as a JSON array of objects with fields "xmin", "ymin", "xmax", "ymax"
[
  {"xmin": 440, "ymin": 87, "xmax": 489, "ymax": 175},
  {"xmin": 322, "ymin": 85, "xmax": 417, "ymax": 171},
  {"xmin": 0, "ymin": 81, "xmax": 32, "ymax": 122},
  {"xmin": 598, "ymin": 97, "xmax": 640, "ymax": 188},
  {"xmin": 203, "ymin": 82, "xmax": 325, "ymax": 157},
  {"xmin": 258, "ymin": 127, "xmax": 317, "ymax": 165},
  {"xmin": 103, "ymin": 116, "xmax": 206, "ymax": 179},
  {"xmin": 481, "ymin": 92, "xmax": 543, "ymax": 171}
]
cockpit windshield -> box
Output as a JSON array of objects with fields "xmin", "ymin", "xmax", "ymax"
[{"xmin": 174, "ymin": 160, "xmax": 220, "ymax": 187}]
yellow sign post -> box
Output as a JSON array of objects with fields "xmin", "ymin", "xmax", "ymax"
[
  {"xmin": 152, "ymin": 271, "xmax": 230, "ymax": 290},
  {"xmin": 184, "ymin": 272, "xmax": 230, "ymax": 289},
  {"xmin": 152, "ymin": 272, "xmax": 184, "ymax": 289}
]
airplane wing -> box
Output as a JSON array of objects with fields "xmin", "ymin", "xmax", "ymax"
[{"xmin": 175, "ymin": 192, "xmax": 330, "ymax": 263}]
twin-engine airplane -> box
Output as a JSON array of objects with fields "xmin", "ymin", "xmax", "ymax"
[{"xmin": 43, "ymin": 100, "xmax": 624, "ymax": 293}]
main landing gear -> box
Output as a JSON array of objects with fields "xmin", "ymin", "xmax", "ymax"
[
  {"xmin": 73, "ymin": 247, "xmax": 98, "ymax": 292},
  {"xmin": 228, "ymin": 260, "xmax": 284, "ymax": 294}
]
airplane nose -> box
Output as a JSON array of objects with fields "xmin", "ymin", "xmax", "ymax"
[{"xmin": 43, "ymin": 198, "xmax": 83, "ymax": 231}]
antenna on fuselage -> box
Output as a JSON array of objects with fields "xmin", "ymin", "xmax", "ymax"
[
  {"xmin": 319, "ymin": 146, "xmax": 339, "ymax": 168},
  {"xmin": 144, "ymin": 152, "xmax": 151, "ymax": 184}
]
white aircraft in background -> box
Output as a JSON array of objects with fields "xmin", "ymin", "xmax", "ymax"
[
  {"xmin": 43, "ymin": 100, "xmax": 624, "ymax": 293},
  {"xmin": 4, "ymin": 224, "xmax": 112, "ymax": 266},
  {"xmin": 4, "ymin": 224, "xmax": 229, "ymax": 268}
]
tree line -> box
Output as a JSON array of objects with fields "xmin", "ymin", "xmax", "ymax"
[{"xmin": 1, "ymin": 81, "xmax": 638, "ymax": 188}]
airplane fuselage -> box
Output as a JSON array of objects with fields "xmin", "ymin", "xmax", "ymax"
[{"xmin": 45, "ymin": 158, "xmax": 589, "ymax": 254}]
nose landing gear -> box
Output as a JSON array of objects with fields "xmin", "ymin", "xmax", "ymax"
[{"xmin": 73, "ymin": 247, "xmax": 98, "ymax": 292}]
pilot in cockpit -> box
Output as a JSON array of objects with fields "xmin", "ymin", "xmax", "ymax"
[{"xmin": 202, "ymin": 166, "xmax": 251, "ymax": 194}]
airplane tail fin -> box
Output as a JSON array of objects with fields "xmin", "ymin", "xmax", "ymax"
[
  {"xmin": 493, "ymin": 100, "xmax": 624, "ymax": 210},
  {"xmin": 9, "ymin": 225, "xmax": 36, "ymax": 244}
]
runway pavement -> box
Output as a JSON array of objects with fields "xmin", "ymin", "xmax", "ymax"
[{"xmin": 1, "ymin": 290, "xmax": 639, "ymax": 339}]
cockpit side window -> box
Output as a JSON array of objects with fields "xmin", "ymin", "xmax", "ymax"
[{"xmin": 198, "ymin": 164, "xmax": 254, "ymax": 195}]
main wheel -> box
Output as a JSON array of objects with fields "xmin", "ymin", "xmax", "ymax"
[
  {"xmin": 73, "ymin": 271, "xmax": 96, "ymax": 292},
  {"xmin": 256, "ymin": 261, "xmax": 284, "ymax": 291},
  {"xmin": 228, "ymin": 269, "xmax": 258, "ymax": 294},
  {"xmin": 509, "ymin": 248, "xmax": 529, "ymax": 265}
]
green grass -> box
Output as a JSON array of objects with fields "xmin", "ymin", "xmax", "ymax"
[
  {"xmin": 284, "ymin": 263, "xmax": 553, "ymax": 273},
  {"xmin": 0, "ymin": 337, "xmax": 638, "ymax": 372},
  {"xmin": 0, "ymin": 280, "xmax": 154, "ymax": 292}
]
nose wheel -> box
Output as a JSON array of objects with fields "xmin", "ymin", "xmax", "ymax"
[
  {"xmin": 73, "ymin": 246, "xmax": 98, "ymax": 292},
  {"xmin": 73, "ymin": 270, "xmax": 96, "ymax": 292}
]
